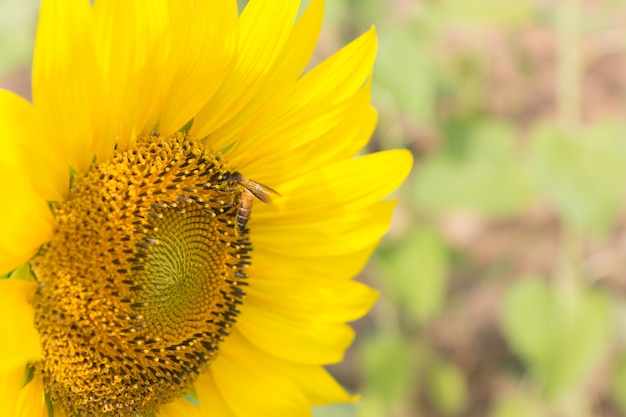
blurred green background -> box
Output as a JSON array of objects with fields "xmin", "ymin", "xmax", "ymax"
[{"xmin": 4, "ymin": 0, "xmax": 626, "ymax": 416}]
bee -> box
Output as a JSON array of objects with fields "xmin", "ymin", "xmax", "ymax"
[{"xmin": 231, "ymin": 172, "xmax": 279, "ymax": 236}]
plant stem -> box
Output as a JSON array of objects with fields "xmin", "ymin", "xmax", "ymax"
[{"xmin": 557, "ymin": 0, "xmax": 581, "ymax": 132}]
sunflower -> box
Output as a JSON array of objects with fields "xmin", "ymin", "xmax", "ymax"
[{"xmin": 0, "ymin": 0, "xmax": 412, "ymax": 416}]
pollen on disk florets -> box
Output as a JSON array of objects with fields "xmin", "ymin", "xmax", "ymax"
[{"xmin": 31, "ymin": 133, "xmax": 250, "ymax": 417}]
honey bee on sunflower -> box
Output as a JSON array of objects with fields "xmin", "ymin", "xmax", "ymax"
[{"xmin": 0, "ymin": 0, "xmax": 412, "ymax": 416}]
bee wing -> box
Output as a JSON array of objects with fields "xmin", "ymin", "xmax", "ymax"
[
  {"xmin": 244, "ymin": 181, "xmax": 280, "ymax": 204},
  {"xmin": 232, "ymin": 171, "xmax": 280, "ymax": 204}
]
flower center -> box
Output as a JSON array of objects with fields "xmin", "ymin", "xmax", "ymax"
[{"xmin": 31, "ymin": 133, "xmax": 251, "ymax": 417}]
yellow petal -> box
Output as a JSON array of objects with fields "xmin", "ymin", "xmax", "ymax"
[
  {"xmin": 194, "ymin": 372, "xmax": 238, "ymax": 417},
  {"xmin": 0, "ymin": 280, "xmax": 41, "ymax": 370},
  {"xmin": 228, "ymin": 332, "xmax": 355, "ymax": 406},
  {"xmin": 16, "ymin": 372, "xmax": 46, "ymax": 417},
  {"xmin": 0, "ymin": 129, "xmax": 54, "ymax": 274},
  {"xmin": 250, "ymin": 150, "xmax": 409, "ymax": 255},
  {"xmin": 236, "ymin": 303, "xmax": 355, "ymax": 365},
  {"xmin": 253, "ymin": 201, "xmax": 396, "ymax": 257},
  {"xmin": 0, "ymin": 186, "xmax": 51, "ymax": 274},
  {"xmin": 259, "ymin": 149, "xmax": 413, "ymax": 217},
  {"xmin": 260, "ymin": 95, "xmax": 377, "ymax": 187},
  {"xmin": 247, "ymin": 279, "xmax": 378, "ymax": 324},
  {"xmin": 160, "ymin": 396, "xmax": 204, "ymax": 417},
  {"xmin": 0, "ymin": 90, "xmax": 68, "ymax": 202},
  {"xmin": 157, "ymin": 0, "xmax": 239, "ymax": 134},
  {"xmin": 0, "ymin": 90, "xmax": 57, "ymax": 272},
  {"xmin": 0, "ymin": 365, "xmax": 24, "ymax": 416},
  {"xmin": 233, "ymin": 80, "xmax": 376, "ymax": 185},
  {"xmin": 249, "ymin": 105, "xmax": 377, "ymax": 187},
  {"xmin": 223, "ymin": 27, "xmax": 378, "ymax": 184},
  {"xmin": 213, "ymin": 330, "xmax": 312, "ymax": 417},
  {"xmin": 207, "ymin": 0, "xmax": 324, "ymax": 149},
  {"xmin": 252, "ymin": 243, "xmax": 379, "ymax": 282},
  {"xmin": 298, "ymin": 27, "xmax": 377, "ymax": 106},
  {"xmin": 32, "ymin": 0, "xmax": 105, "ymax": 173},
  {"xmin": 193, "ymin": 0, "xmax": 300, "ymax": 137},
  {"xmin": 285, "ymin": 366, "xmax": 356, "ymax": 406},
  {"xmin": 92, "ymin": 0, "xmax": 172, "ymax": 150}
]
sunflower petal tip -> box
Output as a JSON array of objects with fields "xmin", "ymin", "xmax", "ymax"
[
  {"xmin": 0, "ymin": 279, "xmax": 42, "ymax": 371},
  {"xmin": 348, "ymin": 393, "xmax": 361, "ymax": 403},
  {"xmin": 366, "ymin": 286, "xmax": 380, "ymax": 305},
  {"xmin": 400, "ymin": 148, "xmax": 414, "ymax": 172},
  {"xmin": 384, "ymin": 148, "xmax": 414, "ymax": 185}
]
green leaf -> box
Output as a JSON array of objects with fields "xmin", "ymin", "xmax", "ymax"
[
  {"xmin": 9, "ymin": 262, "xmax": 35, "ymax": 281},
  {"xmin": 501, "ymin": 278, "xmax": 552, "ymax": 367},
  {"xmin": 426, "ymin": 359, "xmax": 467, "ymax": 416},
  {"xmin": 20, "ymin": 363, "xmax": 35, "ymax": 389},
  {"xmin": 45, "ymin": 391, "xmax": 54, "ymax": 417},
  {"xmin": 529, "ymin": 122, "xmax": 626, "ymax": 236},
  {"xmin": 377, "ymin": 226, "xmax": 449, "ymax": 324},
  {"xmin": 413, "ymin": 121, "xmax": 536, "ymax": 217},
  {"xmin": 178, "ymin": 118, "xmax": 194, "ymax": 134},
  {"xmin": 501, "ymin": 277, "xmax": 611, "ymax": 399},
  {"xmin": 183, "ymin": 389, "xmax": 199, "ymax": 408},
  {"xmin": 359, "ymin": 334, "xmax": 418, "ymax": 408}
]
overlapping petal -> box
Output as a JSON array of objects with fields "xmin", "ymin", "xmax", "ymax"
[
  {"xmin": 212, "ymin": 331, "xmax": 312, "ymax": 416},
  {"xmin": 160, "ymin": 396, "xmax": 204, "ymax": 417},
  {"xmin": 0, "ymin": 280, "xmax": 41, "ymax": 370},
  {"xmin": 194, "ymin": 373, "xmax": 238, "ymax": 417},
  {"xmin": 92, "ymin": 0, "xmax": 172, "ymax": 152},
  {"xmin": 206, "ymin": 0, "xmax": 324, "ymax": 150},
  {"xmin": 193, "ymin": 0, "xmax": 300, "ymax": 137},
  {"xmin": 247, "ymin": 279, "xmax": 378, "ymax": 324},
  {"xmin": 157, "ymin": 0, "xmax": 239, "ymax": 134},
  {"xmin": 237, "ymin": 302, "xmax": 356, "ymax": 365},
  {"xmin": 15, "ymin": 373, "xmax": 46, "ymax": 417},
  {"xmin": 252, "ymin": 243, "xmax": 379, "ymax": 282},
  {"xmin": 235, "ymin": 332, "xmax": 356, "ymax": 405},
  {"xmin": 254, "ymin": 202, "xmax": 396, "ymax": 257},
  {"xmin": 0, "ymin": 95, "xmax": 54, "ymax": 273},
  {"xmin": 220, "ymin": 28, "xmax": 378, "ymax": 186},
  {"xmin": 32, "ymin": 0, "xmax": 105, "ymax": 173},
  {"xmin": 217, "ymin": 331, "xmax": 356, "ymax": 407},
  {"xmin": 0, "ymin": 90, "xmax": 68, "ymax": 201},
  {"xmin": 258, "ymin": 149, "xmax": 412, "ymax": 216},
  {"xmin": 0, "ymin": 365, "xmax": 23, "ymax": 416},
  {"xmin": 235, "ymin": 80, "xmax": 377, "ymax": 186},
  {"xmin": 249, "ymin": 150, "xmax": 411, "ymax": 257}
]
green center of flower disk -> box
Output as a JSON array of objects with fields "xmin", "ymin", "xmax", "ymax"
[{"xmin": 31, "ymin": 133, "xmax": 252, "ymax": 417}]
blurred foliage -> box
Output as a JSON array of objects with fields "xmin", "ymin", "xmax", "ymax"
[
  {"xmin": 434, "ymin": 0, "xmax": 534, "ymax": 28},
  {"xmin": 5, "ymin": 1, "xmax": 626, "ymax": 417},
  {"xmin": 359, "ymin": 333, "xmax": 420, "ymax": 415},
  {"xmin": 335, "ymin": 0, "xmax": 626, "ymax": 416},
  {"xmin": 0, "ymin": 0, "xmax": 38, "ymax": 75},
  {"xmin": 529, "ymin": 122, "xmax": 626, "ymax": 236},
  {"xmin": 377, "ymin": 226, "xmax": 449, "ymax": 324},
  {"xmin": 501, "ymin": 277, "xmax": 611, "ymax": 399},
  {"xmin": 413, "ymin": 121, "xmax": 536, "ymax": 217},
  {"xmin": 425, "ymin": 358, "xmax": 468, "ymax": 416}
]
